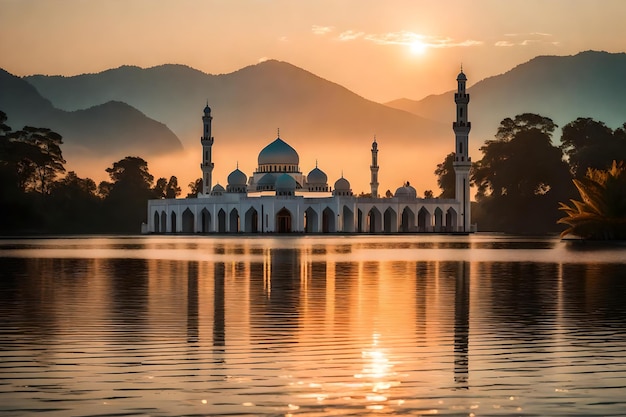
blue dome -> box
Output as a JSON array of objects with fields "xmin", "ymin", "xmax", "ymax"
[
  {"xmin": 457, "ymin": 71, "xmax": 467, "ymax": 81},
  {"xmin": 227, "ymin": 168, "xmax": 247, "ymax": 186},
  {"xmin": 307, "ymin": 167, "xmax": 327, "ymax": 184},
  {"xmin": 257, "ymin": 173, "xmax": 276, "ymax": 186},
  {"xmin": 258, "ymin": 138, "xmax": 299, "ymax": 165},
  {"xmin": 275, "ymin": 173, "xmax": 297, "ymax": 192},
  {"xmin": 203, "ymin": 104, "xmax": 211, "ymax": 114}
]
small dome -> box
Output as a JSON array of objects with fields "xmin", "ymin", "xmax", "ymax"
[
  {"xmin": 211, "ymin": 183, "xmax": 225, "ymax": 195},
  {"xmin": 334, "ymin": 177, "xmax": 351, "ymax": 191},
  {"xmin": 307, "ymin": 166, "xmax": 327, "ymax": 184},
  {"xmin": 395, "ymin": 183, "xmax": 417, "ymax": 198},
  {"xmin": 258, "ymin": 138, "xmax": 299, "ymax": 166},
  {"xmin": 257, "ymin": 173, "xmax": 276, "ymax": 186},
  {"xmin": 457, "ymin": 71, "xmax": 467, "ymax": 81},
  {"xmin": 227, "ymin": 168, "xmax": 247, "ymax": 186},
  {"xmin": 203, "ymin": 104, "xmax": 211, "ymax": 114},
  {"xmin": 275, "ymin": 173, "xmax": 297, "ymax": 192}
]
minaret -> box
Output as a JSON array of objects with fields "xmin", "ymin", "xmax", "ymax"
[
  {"xmin": 370, "ymin": 136, "xmax": 379, "ymax": 198},
  {"xmin": 452, "ymin": 68, "xmax": 472, "ymax": 232},
  {"xmin": 200, "ymin": 104, "xmax": 214, "ymax": 195}
]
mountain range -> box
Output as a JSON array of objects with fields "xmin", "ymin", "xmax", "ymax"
[
  {"xmin": 1, "ymin": 50, "xmax": 624, "ymax": 193},
  {"xmin": 386, "ymin": 50, "xmax": 626, "ymax": 142},
  {"xmin": 0, "ymin": 69, "xmax": 183, "ymax": 160}
]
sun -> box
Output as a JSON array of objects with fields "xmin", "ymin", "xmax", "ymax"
[{"xmin": 409, "ymin": 40, "xmax": 427, "ymax": 55}]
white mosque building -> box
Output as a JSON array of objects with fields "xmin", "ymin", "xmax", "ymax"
[{"xmin": 143, "ymin": 70, "xmax": 473, "ymax": 234}]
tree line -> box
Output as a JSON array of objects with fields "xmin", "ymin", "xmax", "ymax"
[
  {"xmin": 2, "ymin": 109, "xmax": 625, "ymax": 236},
  {"xmin": 0, "ymin": 110, "xmax": 189, "ymax": 234},
  {"xmin": 434, "ymin": 113, "xmax": 626, "ymax": 236}
]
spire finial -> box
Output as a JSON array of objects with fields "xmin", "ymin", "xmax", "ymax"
[
  {"xmin": 341, "ymin": 169, "xmax": 344, "ymax": 178},
  {"xmin": 236, "ymin": 161, "xmax": 239, "ymax": 169},
  {"xmin": 277, "ymin": 127, "xmax": 280, "ymax": 138},
  {"xmin": 460, "ymin": 63, "xmax": 464, "ymax": 73},
  {"xmin": 373, "ymin": 134, "xmax": 377, "ymax": 143},
  {"xmin": 315, "ymin": 159, "xmax": 318, "ymax": 168}
]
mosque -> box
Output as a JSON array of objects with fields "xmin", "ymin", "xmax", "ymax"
[{"xmin": 143, "ymin": 70, "xmax": 472, "ymax": 234}]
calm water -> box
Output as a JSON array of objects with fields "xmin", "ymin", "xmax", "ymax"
[{"xmin": 1, "ymin": 235, "xmax": 626, "ymax": 416}]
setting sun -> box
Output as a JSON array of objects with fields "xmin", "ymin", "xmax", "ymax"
[{"xmin": 409, "ymin": 40, "xmax": 427, "ymax": 55}]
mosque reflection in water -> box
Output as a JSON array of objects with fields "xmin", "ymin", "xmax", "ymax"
[{"xmin": 156, "ymin": 243, "xmax": 472, "ymax": 395}]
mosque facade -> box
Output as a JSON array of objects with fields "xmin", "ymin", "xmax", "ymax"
[{"xmin": 143, "ymin": 71, "xmax": 472, "ymax": 234}]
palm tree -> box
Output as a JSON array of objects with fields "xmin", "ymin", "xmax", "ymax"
[{"xmin": 558, "ymin": 161, "xmax": 626, "ymax": 239}]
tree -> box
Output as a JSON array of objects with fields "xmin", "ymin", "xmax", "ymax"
[
  {"xmin": 102, "ymin": 156, "xmax": 155, "ymax": 232},
  {"xmin": 187, "ymin": 178, "xmax": 203, "ymax": 198},
  {"xmin": 471, "ymin": 113, "xmax": 574, "ymax": 233},
  {"xmin": 8, "ymin": 126, "xmax": 66, "ymax": 194},
  {"xmin": 165, "ymin": 176, "xmax": 181, "ymax": 199},
  {"xmin": 558, "ymin": 161, "xmax": 626, "ymax": 239},
  {"xmin": 48, "ymin": 171, "xmax": 102, "ymax": 232},
  {"xmin": 560, "ymin": 118, "xmax": 625, "ymax": 178},
  {"xmin": 153, "ymin": 177, "xmax": 167, "ymax": 198},
  {"xmin": 435, "ymin": 152, "xmax": 455, "ymax": 198},
  {"xmin": 423, "ymin": 190, "xmax": 434, "ymax": 199}
]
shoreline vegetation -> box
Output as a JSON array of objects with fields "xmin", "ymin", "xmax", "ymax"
[{"xmin": 1, "ymin": 110, "xmax": 625, "ymax": 238}]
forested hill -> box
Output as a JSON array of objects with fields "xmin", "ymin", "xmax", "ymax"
[
  {"xmin": 386, "ymin": 51, "xmax": 626, "ymax": 141},
  {"xmin": 0, "ymin": 69, "xmax": 183, "ymax": 159}
]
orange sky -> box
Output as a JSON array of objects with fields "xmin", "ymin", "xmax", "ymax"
[
  {"xmin": 2, "ymin": 0, "xmax": 626, "ymax": 194},
  {"xmin": 2, "ymin": 0, "xmax": 625, "ymax": 102}
]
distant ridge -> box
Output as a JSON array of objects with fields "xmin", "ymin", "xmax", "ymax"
[
  {"xmin": 0, "ymin": 69, "xmax": 183, "ymax": 159},
  {"xmin": 24, "ymin": 59, "xmax": 451, "ymax": 192},
  {"xmin": 385, "ymin": 51, "xmax": 626, "ymax": 141}
]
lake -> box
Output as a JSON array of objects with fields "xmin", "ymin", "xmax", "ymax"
[{"xmin": 0, "ymin": 234, "xmax": 625, "ymax": 416}]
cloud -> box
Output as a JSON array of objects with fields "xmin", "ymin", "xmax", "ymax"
[
  {"xmin": 334, "ymin": 29, "xmax": 481, "ymax": 48},
  {"xmin": 496, "ymin": 32, "xmax": 559, "ymax": 47},
  {"xmin": 338, "ymin": 30, "xmax": 365, "ymax": 41},
  {"xmin": 312, "ymin": 25, "xmax": 333, "ymax": 35},
  {"xmin": 495, "ymin": 41, "xmax": 515, "ymax": 47}
]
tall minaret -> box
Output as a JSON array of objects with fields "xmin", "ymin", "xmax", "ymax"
[
  {"xmin": 452, "ymin": 68, "xmax": 472, "ymax": 232},
  {"xmin": 200, "ymin": 104, "xmax": 214, "ymax": 195},
  {"xmin": 370, "ymin": 136, "xmax": 379, "ymax": 198}
]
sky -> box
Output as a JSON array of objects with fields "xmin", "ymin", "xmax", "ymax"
[{"xmin": 2, "ymin": 0, "xmax": 626, "ymax": 103}]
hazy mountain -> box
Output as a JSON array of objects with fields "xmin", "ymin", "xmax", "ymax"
[
  {"xmin": 386, "ymin": 51, "xmax": 626, "ymax": 143},
  {"xmin": 25, "ymin": 60, "xmax": 453, "ymax": 192},
  {"xmin": 0, "ymin": 69, "xmax": 183, "ymax": 160}
]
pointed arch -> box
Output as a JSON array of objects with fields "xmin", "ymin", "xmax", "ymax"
[
  {"xmin": 446, "ymin": 207, "xmax": 458, "ymax": 232},
  {"xmin": 244, "ymin": 207, "xmax": 258, "ymax": 233},
  {"xmin": 401, "ymin": 206, "xmax": 415, "ymax": 233},
  {"xmin": 217, "ymin": 209, "xmax": 226, "ymax": 233},
  {"xmin": 322, "ymin": 207, "xmax": 336, "ymax": 233},
  {"xmin": 276, "ymin": 207, "xmax": 292, "ymax": 233},
  {"xmin": 182, "ymin": 208, "xmax": 195, "ymax": 233},
  {"xmin": 342, "ymin": 206, "xmax": 355, "ymax": 232},
  {"xmin": 305, "ymin": 207, "xmax": 319, "ymax": 233},
  {"xmin": 170, "ymin": 211, "xmax": 177, "ymax": 233},
  {"xmin": 368, "ymin": 207, "xmax": 382, "ymax": 233},
  {"xmin": 418, "ymin": 207, "xmax": 431, "ymax": 232},
  {"xmin": 153, "ymin": 211, "xmax": 160, "ymax": 233},
  {"xmin": 160, "ymin": 211, "xmax": 167, "ymax": 233},
  {"xmin": 384, "ymin": 207, "xmax": 397, "ymax": 233},
  {"xmin": 229, "ymin": 208, "xmax": 240, "ymax": 233},
  {"xmin": 201, "ymin": 208, "xmax": 211, "ymax": 233},
  {"xmin": 434, "ymin": 207, "xmax": 443, "ymax": 232}
]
